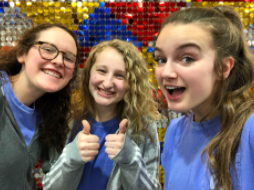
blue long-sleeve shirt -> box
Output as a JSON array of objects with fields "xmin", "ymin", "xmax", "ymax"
[{"xmin": 161, "ymin": 113, "xmax": 254, "ymax": 190}]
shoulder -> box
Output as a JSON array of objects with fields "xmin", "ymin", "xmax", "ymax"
[
  {"xmin": 168, "ymin": 114, "xmax": 190, "ymax": 132},
  {"xmin": 243, "ymin": 112, "xmax": 254, "ymax": 133},
  {"xmin": 164, "ymin": 114, "xmax": 191, "ymax": 144}
]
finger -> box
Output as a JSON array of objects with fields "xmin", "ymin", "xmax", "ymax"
[
  {"xmin": 119, "ymin": 119, "xmax": 128, "ymax": 134},
  {"xmin": 105, "ymin": 134, "xmax": 125, "ymax": 142},
  {"xmin": 105, "ymin": 134, "xmax": 117, "ymax": 141},
  {"xmin": 82, "ymin": 156, "xmax": 96, "ymax": 162},
  {"xmin": 80, "ymin": 150, "xmax": 99, "ymax": 157},
  {"xmin": 105, "ymin": 141, "xmax": 123, "ymax": 149},
  {"xmin": 82, "ymin": 120, "xmax": 90, "ymax": 135},
  {"xmin": 105, "ymin": 148, "xmax": 120, "ymax": 155},
  {"xmin": 79, "ymin": 143, "xmax": 100, "ymax": 151},
  {"xmin": 86, "ymin": 135, "xmax": 99, "ymax": 143},
  {"xmin": 108, "ymin": 154, "xmax": 116, "ymax": 160}
]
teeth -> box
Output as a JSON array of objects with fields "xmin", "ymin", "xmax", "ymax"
[
  {"xmin": 100, "ymin": 88, "xmax": 114, "ymax": 95},
  {"xmin": 166, "ymin": 86, "xmax": 181, "ymax": 90},
  {"xmin": 43, "ymin": 70, "xmax": 60, "ymax": 79}
]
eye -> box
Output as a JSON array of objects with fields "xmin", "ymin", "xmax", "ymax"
[
  {"xmin": 43, "ymin": 48, "xmax": 54, "ymax": 52},
  {"xmin": 181, "ymin": 56, "xmax": 194, "ymax": 63},
  {"xmin": 64, "ymin": 56, "xmax": 74, "ymax": 62},
  {"xmin": 155, "ymin": 57, "xmax": 167, "ymax": 64},
  {"xmin": 97, "ymin": 69, "xmax": 106, "ymax": 73},
  {"xmin": 115, "ymin": 74, "xmax": 125, "ymax": 79}
]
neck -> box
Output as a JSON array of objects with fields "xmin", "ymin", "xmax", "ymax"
[
  {"xmin": 11, "ymin": 73, "xmax": 45, "ymax": 107},
  {"xmin": 94, "ymin": 104, "xmax": 117, "ymax": 122},
  {"xmin": 192, "ymin": 105, "xmax": 219, "ymax": 122}
]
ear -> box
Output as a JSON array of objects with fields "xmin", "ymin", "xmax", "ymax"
[
  {"xmin": 217, "ymin": 56, "xmax": 234, "ymax": 80},
  {"xmin": 17, "ymin": 55, "xmax": 25, "ymax": 64}
]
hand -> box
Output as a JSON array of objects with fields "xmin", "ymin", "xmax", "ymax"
[
  {"xmin": 105, "ymin": 119, "xmax": 128, "ymax": 160},
  {"xmin": 77, "ymin": 120, "xmax": 100, "ymax": 162}
]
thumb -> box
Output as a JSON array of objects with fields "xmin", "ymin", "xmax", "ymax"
[
  {"xmin": 82, "ymin": 120, "xmax": 90, "ymax": 135},
  {"xmin": 119, "ymin": 119, "xmax": 128, "ymax": 134}
]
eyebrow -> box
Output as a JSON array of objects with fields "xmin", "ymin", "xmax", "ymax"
[
  {"xmin": 96, "ymin": 65, "xmax": 126, "ymax": 74},
  {"xmin": 44, "ymin": 41, "xmax": 77, "ymax": 56},
  {"xmin": 154, "ymin": 43, "xmax": 201, "ymax": 54}
]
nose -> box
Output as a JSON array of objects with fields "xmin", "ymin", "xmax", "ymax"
[
  {"xmin": 52, "ymin": 53, "xmax": 64, "ymax": 67},
  {"xmin": 161, "ymin": 61, "xmax": 178, "ymax": 80},
  {"xmin": 103, "ymin": 74, "xmax": 114, "ymax": 89}
]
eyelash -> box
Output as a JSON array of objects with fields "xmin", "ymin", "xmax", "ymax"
[
  {"xmin": 154, "ymin": 56, "xmax": 195, "ymax": 64},
  {"xmin": 154, "ymin": 57, "xmax": 167, "ymax": 64},
  {"xmin": 97, "ymin": 70, "xmax": 125, "ymax": 79},
  {"xmin": 180, "ymin": 56, "xmax": 194, "ymax": 63}
]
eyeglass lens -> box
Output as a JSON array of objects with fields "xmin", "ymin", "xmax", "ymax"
[{"xmin": 39, "ymin": 43, "xmax": 76, "ymax": 69}]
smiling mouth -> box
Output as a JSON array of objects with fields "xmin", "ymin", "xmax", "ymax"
[
  {"xmin": 98, "ymin": 88, "xmax": 115, "ymax": 95},
  {"xmin": 42, "ymin": 69, "xmax": 61, "ymax": 79},
  {"xmin": 166, "ymin": 86, "xmax": 186, "ymax": 96}
]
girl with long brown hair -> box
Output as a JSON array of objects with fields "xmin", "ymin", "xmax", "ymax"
[
  {"xmin": 0, "ymin": 23, "xmax": 79, "ymax": 190},
  {"xmin": 155, "ymin": 6, "xmax": 254, "ymax": 190}
]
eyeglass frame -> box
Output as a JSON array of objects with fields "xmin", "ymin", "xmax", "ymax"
[{"xmin": 34, "ymin": 41, "xmax": 79, "ymax": 69}]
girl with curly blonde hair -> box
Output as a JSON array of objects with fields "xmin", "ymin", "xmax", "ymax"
[{"xmin": 43, "ymin": 39, "xmax": 161, "ymax": 190}]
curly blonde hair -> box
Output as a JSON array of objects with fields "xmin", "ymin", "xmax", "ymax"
[{"xmin": 72, "ymin": 39, "xmax": 159, "ymax": 141}]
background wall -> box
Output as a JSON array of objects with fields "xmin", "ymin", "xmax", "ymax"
[{"xmin": 0, "ymin": 0, "xmax": 253, "ymax": 189}]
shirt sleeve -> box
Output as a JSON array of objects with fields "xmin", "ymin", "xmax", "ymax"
[
  {"xmin": 42, "ymin": 133, "xmax": 86, "ymax": 190},
  {"xmin": 111, "ymin": 122, "xmax": 161, "ymax": 190}
]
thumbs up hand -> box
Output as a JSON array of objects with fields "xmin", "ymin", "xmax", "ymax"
[
  {"xmin": 77, "ymin": 120, "xmax": 100, "ymax": 162},
  {"xmin": 105, "ymin": 119, "xmax": 128, "ymax": 160}
]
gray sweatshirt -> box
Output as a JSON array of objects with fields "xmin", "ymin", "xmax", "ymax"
[{"xmin": 42, "ymin": 122, "xmax": 161, "ymax": 190}]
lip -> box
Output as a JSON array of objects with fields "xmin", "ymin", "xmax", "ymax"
[
  {"xmin": 41, "ymin": 68, "xmax": 63, "ymax": 78},
  {"xmin": 97, "ymin": 87, "xmax": 115, "ymax": 98},
  {"xmin": 163, "ymin": 84, "xmax": 186, "ymax": 101}
]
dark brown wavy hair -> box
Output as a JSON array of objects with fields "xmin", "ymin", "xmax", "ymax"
[
  {"xmin": 71, "ymin": 39, "xmax": 159, "ymax": 142},
  {"xmin": 0, "ymin": 23, "xmax": 79, "ymax": 153},
  {"xmin": 159, "ymin": 6, "xmax": 254, "ymax": 190}
]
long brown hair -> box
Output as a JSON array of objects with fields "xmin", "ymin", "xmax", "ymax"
[
  {"xmin": 72, "ymin": 39, "xmax": 159, "ymax": 142},
  {"xmin": 159, "ymin": 6, "xmax": 254, "ymax": 190},
  {"xmin": 0, "ymin": 23, "xmax": 80, "ymax": 153}
]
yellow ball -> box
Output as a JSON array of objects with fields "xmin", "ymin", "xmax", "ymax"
[
  {"xmin": 43, "ymin": 2, "xmax": 49, "ymax": 7},
  {"xmin": 72, "ymin": 2, "xmax": 77, "ymax": 8},
  {"xmin": 55, "ymin": 2, "xmax": 61, "ymax": 8}
]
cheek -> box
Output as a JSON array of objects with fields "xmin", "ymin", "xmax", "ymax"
[
  {"xmin": 116, "ymin": 81, "xmax": 126, "ymax": 94},
  {"xmin": 155, "ymin": 67, "xmax": 163, "ymax": 83},
  {"xmin": 65, "ymin": 69, "xmax": 74, "ymax": 80}
]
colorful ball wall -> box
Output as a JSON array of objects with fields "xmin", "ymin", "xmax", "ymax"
[{"xmin": 1, "ymin": 0, "xmax": 253, "ymax": 189}]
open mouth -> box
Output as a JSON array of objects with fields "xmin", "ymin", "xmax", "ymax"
[
  {"xmin": 98, "ymin": 87, "xmax": 115, "ymax": 95},
  {"xmin": 166, "ymin": 86, "xmax": 186, "ymax": 97}
]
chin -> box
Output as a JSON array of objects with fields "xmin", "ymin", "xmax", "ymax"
[
  {"xmin": 168, "ymin": 104, "xmax": 188, "ymax": 113},
  {"xmin": 41, "ymin": 86, "xmax": 65, "ymax": 93}
]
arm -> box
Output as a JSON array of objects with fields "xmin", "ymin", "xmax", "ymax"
[
  {"xmin": 42, "ymin": 136, "xmax": 86, "ymax": 190},
  {"xmin": 112, "ymin": 122, "xmax": 161, "ymax": 190}
]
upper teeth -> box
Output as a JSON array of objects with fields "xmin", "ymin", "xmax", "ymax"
[
  {"xmin": 43, "ymin": 70, "xmax": 60, "ymax": 79},
  {"xmin": 166, "ymin": 86, "xmax": 181, "ymax": 90},
  {"xmin": 100, "ymin": 88, "xmax": 114, "ymax": 95}
]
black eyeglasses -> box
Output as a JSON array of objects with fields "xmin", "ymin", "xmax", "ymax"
[{"xmin": 34, "ymin": 41, "xmax": 78, "ymax": 69}]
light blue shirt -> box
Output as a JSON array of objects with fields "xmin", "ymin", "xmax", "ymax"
[
  {"xmin": 161, "ymin": 113, "xmax": 254, "ymax": 190},
  {"xmin": 0, "ymin": 71, "xmax": 41, "ymax": 146}
]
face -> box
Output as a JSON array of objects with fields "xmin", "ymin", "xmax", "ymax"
[
  {"xmin": 155, "ymin": 23, "xmax": 219, "ymax": 116},
  {"xmin": 89, "ymin": 47, "xmax": 127, "ymax": 110},
  {"xmin": 18, "ymin": 27, "xmax": 77, "ymax": 94}
]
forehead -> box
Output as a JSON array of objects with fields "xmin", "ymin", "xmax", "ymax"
[
  {"xmin": 36, "ymin": 27, "xmax": 77, "ymax": 54},
  {"xmin": 95, "ymin": 47, "xmax": 125, "ymax": 68},
  {"xmin": 156, "ymin": 23, "xmax": 213, "ymax": 51}
]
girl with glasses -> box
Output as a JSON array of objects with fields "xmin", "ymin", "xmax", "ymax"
[
  {"xmin": 42, "ymin": 39, "xmax": 161, "ymax": 190},
  {"xmin": 0, "ymin": 23, "xmax": 79, "ymax": 190},
  {"xmin": 155, "ymin": 6, "xmax": 254, "ymax": 190}
]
